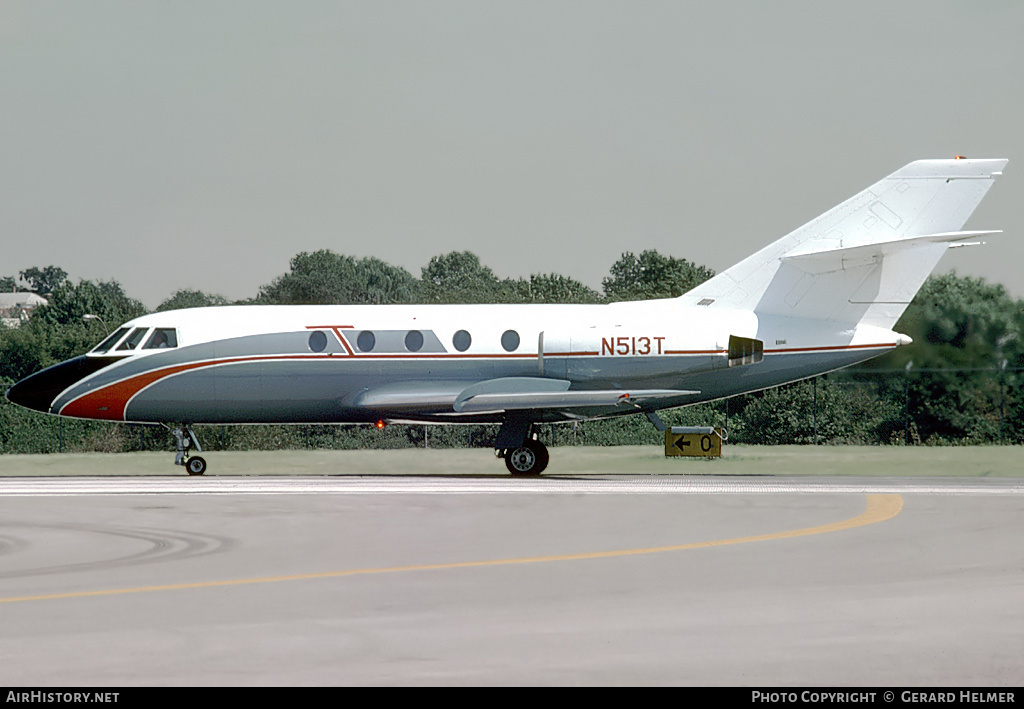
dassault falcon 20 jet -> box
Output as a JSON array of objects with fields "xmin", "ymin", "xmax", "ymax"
[{"xmin": 6, "ymin": 158, "xmax": 1007, "ymax": 475}]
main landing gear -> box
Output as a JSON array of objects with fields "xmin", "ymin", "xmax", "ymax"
[
  {"xmin": 499, "ymin": 438, "xmax": 549, "ymax": 476},
  {"xmin": 171, "ymin": 425, "xmax": 207, "ymax": 476},
  {"xmin": 494, "ymin": 415, "xmax": 549, "ymax": 476}
]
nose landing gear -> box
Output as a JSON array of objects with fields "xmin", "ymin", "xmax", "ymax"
[{"xmin": 172, "ymin": 425, "xmax": 207, "ymax": 476}]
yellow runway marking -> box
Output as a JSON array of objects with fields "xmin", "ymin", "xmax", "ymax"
[{"xmin": 0, "ymin": 494, "xmax": 902, "ymax": 605}]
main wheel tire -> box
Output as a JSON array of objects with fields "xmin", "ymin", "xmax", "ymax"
[
  {"xmin": 186, "ymin": 456, "xmax": 207, "ymax": 476},
  {"xmin": 504, "ymin": 440, "xmax": 549, "ymax": 476}
]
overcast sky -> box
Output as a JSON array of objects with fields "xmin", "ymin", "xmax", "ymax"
[{"xmin": 2, "ymin": 1, "xmax": 1021, "ymax": 309}]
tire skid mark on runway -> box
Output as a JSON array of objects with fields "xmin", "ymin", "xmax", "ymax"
[
  {"xmin": 0, "ymin": 534, "xmax": 31, "ymax": 557},
  {"xmin": 0, "ymin": 494, "xmax": 901, "ymax": 605},
  {"xmin": 0, "ymin": 523, "xmax": 237, "ymax": 579}
]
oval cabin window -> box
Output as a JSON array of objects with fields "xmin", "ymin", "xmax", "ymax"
[
  {"xmin": 405, "ymin": 330, "xmax": 424, "ymax": 352},
  {"xmin": 452, "ymin": 330, "xmax": 471, "ymax": 352},
  {"xmin": 357, "ymin": 331, "xmax": 376, "ymax": 352},
  {"xmin": 501, "ymin": 330, "xmax": 520, "ymax": 352}
]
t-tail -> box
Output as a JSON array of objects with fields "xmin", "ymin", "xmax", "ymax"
[{"xmin": 683, "ymin": 158, "xmax": 1008, "ymax": 330}]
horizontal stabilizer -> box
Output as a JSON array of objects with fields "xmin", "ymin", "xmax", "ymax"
[{"xmin": 783, "ymin": 230, "xmax": 1002, "ymax": 274}]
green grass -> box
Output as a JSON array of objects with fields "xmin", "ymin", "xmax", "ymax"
[{"xmin": 0, "ymin": 444, "xmax": 1021, "ymax": 477}]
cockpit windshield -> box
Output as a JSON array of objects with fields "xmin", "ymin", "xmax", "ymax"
[
  {"xmin": 90, "ymin": 326, "xmax": 178, "ymax": 354},
  {"xmin": 142, "ymin": 328, "xmax": 177, "ymax": 349},
  {"xmin": 91, "ymin": 327, "xmax": 130, "ymax": 354},
  {"xmin": 116, "ymin": 327, "xmax": 149, "ymax": 351}
]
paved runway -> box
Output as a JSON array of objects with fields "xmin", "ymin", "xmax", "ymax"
[
  {"xmin": 6, "ymin": 475, "xmax": 1024, "ymax": 495},
  {"xmin": 1, "ymin": 475, "xmax": 1022, "ymax": 686}
]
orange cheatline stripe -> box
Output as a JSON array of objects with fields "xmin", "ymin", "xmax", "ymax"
[
  {"xmin": 663, "ymin": 349, "xmax": 727, "ymax": 355},
  {"xmin": 0, "ymin": 494, "xmax": 901, "ymax": 605},
  {"xmin": 764, "ymin": 343, "xmax": 894, "ymax": 354},
  {"xmin": 60, "ymin": 356, "xmax": 286, "ymax": 420}
]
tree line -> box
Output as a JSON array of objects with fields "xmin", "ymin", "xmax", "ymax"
[{"xmin": 1, "ymin": 249, "xmax": 1021, "ymax": 454}]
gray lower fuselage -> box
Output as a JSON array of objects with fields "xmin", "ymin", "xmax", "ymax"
[{"xmin": 45, "ymin": 328, "xmax": 890, "ymax": 425}]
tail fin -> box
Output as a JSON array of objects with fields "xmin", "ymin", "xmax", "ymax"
[{"xmin": 683, "ymin": 158, "xmax": 1007, "ymax": 329}]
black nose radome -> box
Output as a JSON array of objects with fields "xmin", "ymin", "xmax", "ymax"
[{"xmin": 6, "ymin": 356, "xmax": 122, "ymax": 414}]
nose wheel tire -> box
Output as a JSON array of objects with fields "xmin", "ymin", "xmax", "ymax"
[
  {"xmin": 504, "ymin": 440, "xmax": 549, "ymax": 476},
  {"xmin": 185, "ymin": 456, "xmax": 207, "ymax": 476}
]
